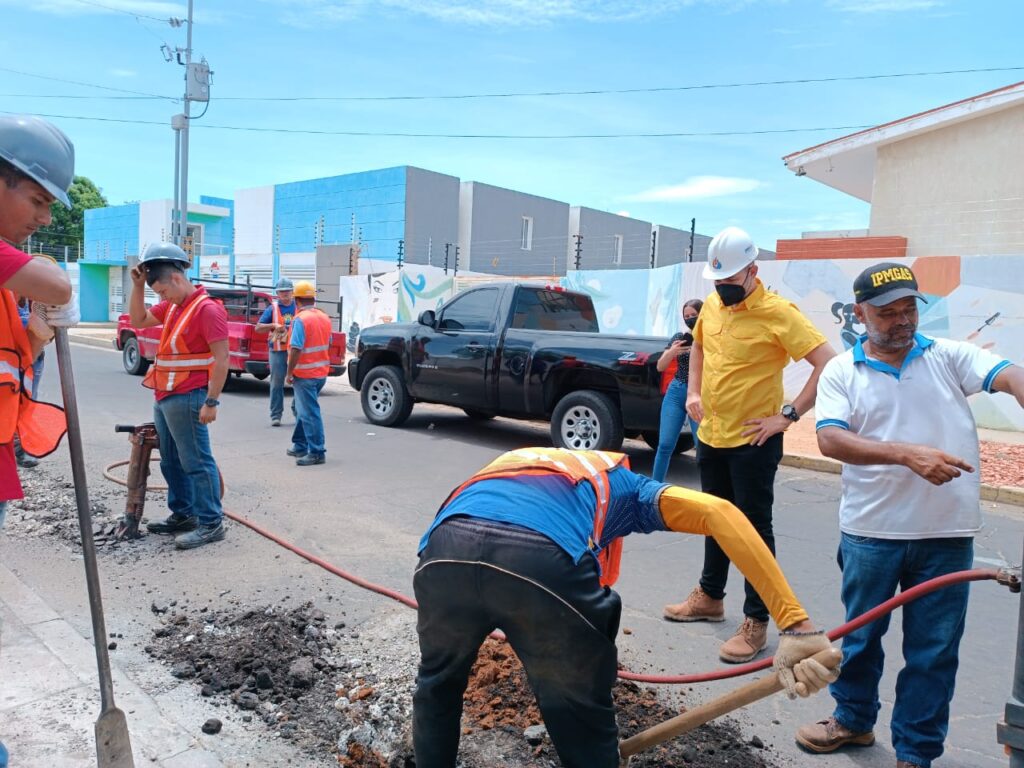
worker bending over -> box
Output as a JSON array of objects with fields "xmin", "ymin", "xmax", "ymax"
[{"xmin": 413, "ymin": 447, "xmax": 837, "ymax": 768}]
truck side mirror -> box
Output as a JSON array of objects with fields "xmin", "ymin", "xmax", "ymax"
[{"xmin": 418, "ymin": 310, "xmax": 436, "ymax": 328}]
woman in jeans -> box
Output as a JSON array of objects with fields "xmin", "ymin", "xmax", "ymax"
[{"xmin": 652, "ymin": 299, "xmax": 703, "ymax": 481}]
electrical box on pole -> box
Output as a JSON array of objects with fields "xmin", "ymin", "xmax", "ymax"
[{"xmin": 186, "ymin": 59, "xmax": 212, "ymax": 102}]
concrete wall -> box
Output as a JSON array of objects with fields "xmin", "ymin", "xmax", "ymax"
[
  {"xmin": 870, "ymin": 103, "xmax": 1024, "ymax": 257},
  {"xmin": 84, "ymin": 203, "xmax": 138, "ymax": 263},
  {"xmin": 234, "ymin": 185, "xmax": 275, "ymax": 259},
  {"xmin": 403, "ymin": 167, "xmax": 460, "ymax": 268},
  {"xmin": 653, "ymin": 225, "xmax": 713, "ymax": 265},
  {"xmin": 460, "ymin": 181, "xmax": 570, "ymax": 276},
  {"xmin": 568, "ymin": 207, "xmax": 652, "ymax": 271}
]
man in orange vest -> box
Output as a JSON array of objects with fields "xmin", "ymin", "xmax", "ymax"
[
  {"xmin": 414, "ymin": 447, "xmax": 839, "ymax": 768},
  {"xmin": 284, "ymin": 281, "xmax": 331, "ymax": 466},
  {"xmin": 0, "ymin": 115, "xmax": 77, "ymax": 536},
  {"xmin": 254, "ymin": 277, "xmax": 297, "ymax": 427},
  {"xmin": 129, "ymin": 242, "xmax": 230, "ymax": 549}
]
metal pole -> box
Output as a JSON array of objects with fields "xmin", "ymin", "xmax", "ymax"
[
  {"xmin": 172, "ymin": 124, "xmax": 181, "ymax": 243},
  {"xmin": 650, "ymin": 229, "xmax": 657, "ymax": 269},
  {"xmin": 688, "ymin": 217, "xmax": 696, "ymax": 263},
  {"xmin": 178, "ymin": 0, "xmax": 194, "ymax": 251},
  {"xmin": 999, "ymin": 545, "xmax": 1024, "ymax": 765}
]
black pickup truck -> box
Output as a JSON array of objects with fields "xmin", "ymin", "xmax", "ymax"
[{"xmin": 347, "ymin": 282, "xmax": 693, "ymax": 454}]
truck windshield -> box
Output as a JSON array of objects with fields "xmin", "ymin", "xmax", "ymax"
[{"xmin": 511, "ymin": 288, "xmax": 599, "ymax": 333}]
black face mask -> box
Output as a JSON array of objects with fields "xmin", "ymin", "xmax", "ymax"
[
  {"xmin": 716, "ymin": 272, "xmax": 750, "ymax": 307},
  {"xmin": 683, "ymin": 316, "xmax": 697, "ymax": 329}
]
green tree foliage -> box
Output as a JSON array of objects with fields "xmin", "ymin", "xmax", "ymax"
[{"xmin": 33, "ymin": 175, "xmax": 107, "ymax": 256}]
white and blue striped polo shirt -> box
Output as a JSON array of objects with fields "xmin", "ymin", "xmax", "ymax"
[{"xmin": 815, "ymin": 333, "xmax": 1011, "ymax": 539}]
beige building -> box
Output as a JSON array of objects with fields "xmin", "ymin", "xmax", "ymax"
[{"xmin": 782, "ymin": 81, "xmax": 1024, "ymax": 259}]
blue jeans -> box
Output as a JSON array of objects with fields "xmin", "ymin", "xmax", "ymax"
[
  {"xmin": 831, "ymin": 533, "xmax": 974, "ymax": 767},
  {"xmin": 31, "ymin": 352, "xmax": 43, "ymax": 399},
  {"xmin": 269, "ymin": 350, "xmax": 287, "ymax": 420},
  {"xmin": 0, "ymin": 500, "xmax": 7, "ymax": 530},
  {"xmin": 0, "ymin": 739, "xmax": 7, "ymax": 768},
  {"xmin": 652, "ymin": 378, "xmax": 699, "ymax": 482},
  {"xmin": 153, "ymin": 389, "xmax": 223, "ymax": 527},
  {"xmin": 291, "ymin": 377, "xmax": 326, "ymax": 457}
]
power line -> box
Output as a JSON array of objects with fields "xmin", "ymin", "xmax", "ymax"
[
  {"xmin": 210, "ymin": 66, "xmax": 1024, "ymax": 103},
  {"xmin": 64, "ymin": 0, "xmax": 175, "ymax": 24},
  {"xmin": 0, "ymin": 110, "xmax": 873, "ymax": 139},
  {"xmin": 0, "ymin": 94, "xmax": 166, "ymax": 100},
  {"xmin": 0, "ymin": 67, "xmax": 177, "ymax": 100}
]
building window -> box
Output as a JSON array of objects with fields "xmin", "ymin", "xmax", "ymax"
[
  {"xmin": 521, "ymin": 216, "xmax": 534, "ymax": 251},
  {"xmin": 612, "ymin": 234, "xmax": 623, "ymax": 265}
]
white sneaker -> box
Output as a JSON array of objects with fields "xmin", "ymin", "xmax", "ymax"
[{"xmin": 271, "ymin": 418, "xmax": 281, "ymax": 427}]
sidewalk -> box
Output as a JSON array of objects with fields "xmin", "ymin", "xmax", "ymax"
[
  {"xmin": 66, "ymin": 323, "xmax": 118, "ymax": 351},
  {"xmin": 0, "ymin": 563, "xmax": 226, "ymax": 767}
]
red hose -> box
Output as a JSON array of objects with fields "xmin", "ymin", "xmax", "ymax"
[{"xmin": 224, "ymin": 508, "xmax": 1000, "ymax": 685}]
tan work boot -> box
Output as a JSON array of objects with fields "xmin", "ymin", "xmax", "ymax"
[
  {"xmin": 718, "ymin": 617, "xmax": 768, "ymax": 663},
  {"xmin": 662, "ymin": 587, "xmax": 725, "ymax": 623},
  {"xmin": 795, "ymin": 716, "xmax": 875, "ymax": 753}
]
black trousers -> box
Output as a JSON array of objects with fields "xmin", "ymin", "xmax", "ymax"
[
  {"xmin": 412, "ymin": 516, "xmax": 622, "ymax": 768},
  {"xmin": 696, "ymin": 433, "xmax": 784, "ymax": 622}
]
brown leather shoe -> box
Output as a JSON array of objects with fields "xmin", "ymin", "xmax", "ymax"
[
  {"xmin": 663, "ymin": 587, "xmax": 725, "ymax": 623},
  {"xmin": 795, "ymin": 716, "xmax": 875, "ymax": 753},
  {"xmin": 718, "ymin": 617, "xmax": 768, "ymax": 663}
]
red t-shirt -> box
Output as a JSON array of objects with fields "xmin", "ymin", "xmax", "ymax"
[
  {"xmin": 150, "ymin": 286, "xmax": 229, "ymax": 402},
  {"xmin": 0, "ymin": 241, "xmax": 32, "ymax": 500}
]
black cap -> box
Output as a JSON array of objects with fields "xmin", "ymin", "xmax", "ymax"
[{"xmin": 853, "ymin": 262, "xmax": 927, "ymax": 307}]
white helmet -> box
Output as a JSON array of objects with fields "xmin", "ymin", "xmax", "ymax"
[{"xmin": 703, "ymin": 227, "xmax": 758, "ymax": 280}]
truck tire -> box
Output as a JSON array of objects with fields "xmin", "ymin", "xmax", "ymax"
[
  {"xmin": 462, "ymin": 409, "xmax": 495, "ymax": 421},
  {"xmin": 641, "ymin": 430, "xmax": 695, "ymax": 455},
  {"xmin": 361, "ymin": 365, "xmax": 414, "ymax": 427},
  {"xmin": 122, "ymin": 336, "xmax": 150, "ymax": 376},
  {"xmin": 551, "ymin": 391, "xmax": 624, "ymax": 452}
]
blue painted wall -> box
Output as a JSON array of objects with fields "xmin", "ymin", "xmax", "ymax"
[
  {"xmin": 84, "ymin": 203, "xmax": 139, "ymax": 262},
  {"xmin": 78, "ymin": 263, "xmax": 110, "ymax": 322},
  {"xmin": 273, "ymin": 167, "xmax": 407, "ymax": 268},
  {"xmin": 197, "ymin": 195, "xmax": 234, "ymax": 252}
]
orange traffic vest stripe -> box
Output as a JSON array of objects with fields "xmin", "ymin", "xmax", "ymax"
[
  {"xmin": 270, "ymin": 301, "xmax": 291, "ymax": 352},
  {"xmin": 443, "ymin": 448, "xmax": 631, "ymax": 587},
  {"xmin": 293, "ymin": 307, "xmax": 331, "ymax": 379},
  {"xmin": 142, "ymin": 292, "xmax": 215, "ymax": 392},
  {"xmin": 0, "ymin": 289, "xmax": 67, "ymax": 458}
]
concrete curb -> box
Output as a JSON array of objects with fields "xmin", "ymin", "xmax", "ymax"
[
  {"xmin": 782, "ymin": 453, "xmax": 1024, "ymax": 508},
  {"xmin": 68, "ymin": 334, "xmax": 117, "ymax": 351}
]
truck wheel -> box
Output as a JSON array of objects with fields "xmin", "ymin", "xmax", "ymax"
[
  {"xmin": 462, "ymin": 409, "xmax": 495, "ymax": 421},
  {"xmin": 551, "ymin": 391, "xmax": 624, "ymax": 452},
  {"xmin": 122, "ymin": 336, "xmax": 150, "ymax": 376},
  {"xmin": 641, "ymin": 430, "xmax": 695, "ymax": 455},
  {"xmin": 361, "ymin": 365, "xmax": 414, "ymax": 427}
]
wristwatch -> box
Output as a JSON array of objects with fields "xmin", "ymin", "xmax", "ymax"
[
  {"xmin": 781, "ymin": 404, "xmax": 799, "ymax": 422},
  {"xmin": 204, "ymin": 397, "xmax": 220, "ymax": 408}
]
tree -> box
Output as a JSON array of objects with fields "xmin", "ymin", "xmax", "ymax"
[{"xmin": 32, "ymin": 175, "xmax": 107, "ymax": 258}]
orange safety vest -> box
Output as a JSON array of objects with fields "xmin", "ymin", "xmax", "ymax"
[
  {"xmin": 0, "ymin": 289, "xmax": 67, "ymax": 458},
  {"xmin": 142, "ymin": 292, "xmax": 215, "ymax": 392},
  {"xmin": 270, "ymin": 301, "xmax": 292, "ymax": 353},
  {"xmin": 293, "ymin": 307, "xmax": 332, "ymax": 379},
  {"xmin": 442, "ymin": 447, "xmax": 631, "ymax": 587}
]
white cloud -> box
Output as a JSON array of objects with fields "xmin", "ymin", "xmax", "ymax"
[
  {"xmin": 108, "ymin": 68, "xmax": 138, "ymax": 78},
  {"xmin": 5, "ymin": 0, "xmax": 185, "ymax": 15},
  {"xmin": 273, "ymin": 0, "xmax": 757, "ymax": 26},
  {"xmin": 828, "ymin": 0, "xmax": 945, "ymax": 12},
  {"xmin": 625, "ymin": 176, "xmax": 764, "ymax": 202}
]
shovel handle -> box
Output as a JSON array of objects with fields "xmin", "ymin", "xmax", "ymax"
[{"xmin": 619, "ymin": 647, "xmax": 841, "ymax": 758}]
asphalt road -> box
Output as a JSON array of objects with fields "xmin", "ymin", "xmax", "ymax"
[{"xmin": 6, "ymin": 342, "xmax": 1024, "ymax": 767}]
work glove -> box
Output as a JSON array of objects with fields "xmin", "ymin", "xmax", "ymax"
[
  {"xmin": 774, "ymin": 630, "xmax": 840, "ymax": 699},
  {"xmin": 38, "ymin": 300, "xmax": 80, "ymax": 329}
]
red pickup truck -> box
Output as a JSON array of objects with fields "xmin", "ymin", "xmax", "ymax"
[{"xmin": 116, "ymin": 288, "xmax": 346, "ymax": 386}]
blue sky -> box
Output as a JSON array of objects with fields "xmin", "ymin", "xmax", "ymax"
[{"xmin": 2, "ymin": 0, "xmax": 1021, "ymax": 250}]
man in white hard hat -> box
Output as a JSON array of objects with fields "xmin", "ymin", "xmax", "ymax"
[
  {"xmin": 255, "ymin": 277, "xmax": 297, "ymax": 426},
  {"xmin": 663, "ymin": 226, "xmax": 836, "ymax": 664}
]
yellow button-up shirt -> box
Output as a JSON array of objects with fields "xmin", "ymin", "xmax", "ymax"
[{"xmin": 694, "ymin": 280, "xmax": 826, "ymax": 448}]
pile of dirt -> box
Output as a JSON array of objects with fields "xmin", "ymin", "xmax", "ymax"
[{"xmin": 980, "ymin": 440, "xmax": 1024, "ymax": 488}]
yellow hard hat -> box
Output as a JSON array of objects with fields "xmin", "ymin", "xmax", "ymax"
[{"xmin": 293, "ymin": 280, "xmax": 316, "ymax": 299}]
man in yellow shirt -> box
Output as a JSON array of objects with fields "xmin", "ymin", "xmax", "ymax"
[{"xmin": 663, "ymin": 227, "xmax": 836, "ymax": 664}]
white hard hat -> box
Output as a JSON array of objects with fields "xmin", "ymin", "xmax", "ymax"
[{"xmin": 703, "ymin": 227, "xmax": 758, "ymax": 280}]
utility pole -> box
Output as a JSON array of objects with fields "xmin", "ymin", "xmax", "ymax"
[
  {"xmin": 166, "ymin": 0, "xmax": 211, "ymax": 261},
  {"xmin": 649, "ymin": 229, "xmax": 657, "ymax": 269},
  {"xmin": 687, "ymin": 217, "xmax": 696, "ymax": 263},
  {"xmin": 573, "ymin": 234, "xmax": 583, "ymax": 270}
]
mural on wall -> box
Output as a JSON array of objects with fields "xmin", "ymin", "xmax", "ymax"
[{"xmin": 557, "ymin": 255, "xmax": 1023, "ymax": 431}]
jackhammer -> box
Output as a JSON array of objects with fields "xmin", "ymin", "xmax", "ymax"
[{"xmin": 112, "ymin": 423, "xmax": 160, "ymax": 541}]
